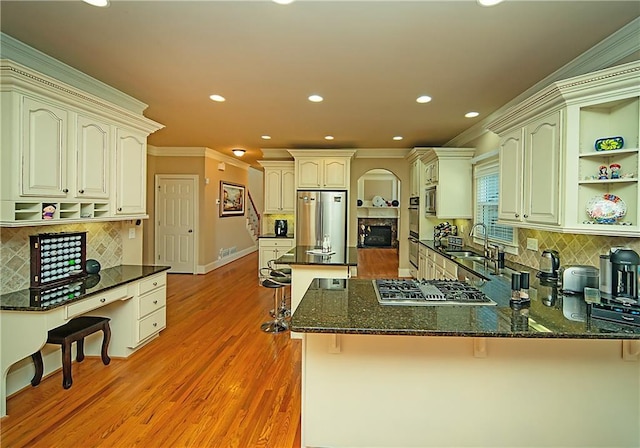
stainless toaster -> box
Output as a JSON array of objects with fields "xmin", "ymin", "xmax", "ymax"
[{"xmin": 561, "ymin": 265, "xmax": 599, "ymax": 294}]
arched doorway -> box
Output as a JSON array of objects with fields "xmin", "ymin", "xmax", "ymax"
[{"xmin": 356, "ymin": 169, "xmax": 400, "ymax": 278}]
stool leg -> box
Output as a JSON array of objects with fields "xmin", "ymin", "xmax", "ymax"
[
  {"xmin": 76, "ymin": 338, "xmax": 85, "ymax": 362},
  {"xmin": 261, "ymin": 287, "xmax": 289, "ymax": 333},
  {"xmin": 100, "ymin": 324, "xmax": 111, "ymax": 365},
  {"xmin": 31, "ymin": 352, "xmax": 44, "ymax": 387},
  {"xmin": 61, "ymin": 342, "xmax": 73, "ymax": 389}
]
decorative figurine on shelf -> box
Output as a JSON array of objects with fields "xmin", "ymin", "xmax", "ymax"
[
  {"xmin": 610, "ymin": 163, "xmax": 621, "ymax": 179},
  {"xmin": 42, "ymin": 203, "xmax": 56, "ymax": 220},
  {"xmin": 598, "ymin": 165, "xmax": 609, "ymax": 180}
]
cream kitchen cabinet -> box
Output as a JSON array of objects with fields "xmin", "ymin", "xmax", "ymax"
[
  {"xmin": 288, "ymin": 150, "xmax": 355, "ymax": 190},
  {"xmin": 418, "ymin": 147, "xmax": 475, "ymax": 219},
  {"xmin": 259, "ymin": 161, "xmax": 295, "ymax": 213},
  {"xmin": 497, "ymin": 111, "xmax": 562, "ymax": 226},
  {"xmin": 132, "ymin": 272, "xmax": 167, "ymax": 347},
  {"xmin": 406, "ymin": 148, "xmax": 428, "ymax": 198},
  {"xmin": 75, "ymin": 114, "xmax": 110, "ymax": 200},
  {"xmin": 19, "ymin": 96, "xmax": 69, "ymax": 198},
  {"xmin": 114, "ymin": 128, "xmax": 147, "ymax": 216},
  {"xmin": 488, "ymin": 60, "xmax": 639, "ymax": 236},
  {"xmin": 0, "ymin": 60, "xmax": 163, "ymax": 226},
  {"xmin": 258, "ymin": 238, "xmax": 295, "ymax": 273}
]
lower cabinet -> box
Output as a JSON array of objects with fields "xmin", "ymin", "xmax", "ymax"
[
  {"xmin": 132, "ymin": 272, "xmax": 167, "ymax": 346},
  {"xmin": 424, "ymin": 247, "xmax": 457, "ymax": 280},
  {"xmin": 258, "ymin": 238, "xmax": 295, "ymax": 273}
]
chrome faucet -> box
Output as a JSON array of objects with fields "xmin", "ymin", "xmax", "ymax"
[{"xmin": 469, "ymin": 223, "xmax": 489, "ymax": 259}]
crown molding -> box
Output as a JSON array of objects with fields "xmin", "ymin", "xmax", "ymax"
[
  {"xmin": 148, "ymin": 146, "xmax": 250, "ymax": 170},
  {"xmin": 447, "ymin": 17, "xmax": 640, "ymax": 147},
  {"xmin": 287, "ymin": 149, "xmax": 357, "ymax": 159},
  {"xmin": 353, "ymin": 148, "xmax": 410, "ymax": 159},
  {"xmin": 0, "ymin": 32, "xmax": 149, "ymax": 115}
]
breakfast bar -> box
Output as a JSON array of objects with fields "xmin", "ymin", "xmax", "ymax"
[{"xmin": 291, "ymin": 277, "xmax": 640, "ymax": 448}]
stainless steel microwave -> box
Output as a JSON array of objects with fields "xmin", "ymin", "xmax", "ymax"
[{"xmin": 425, "ymin": 186, "xmax": 436, "ymax": 216}]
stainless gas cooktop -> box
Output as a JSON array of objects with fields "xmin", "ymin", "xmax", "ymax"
[{"xmin": 373, "ymin": 279, "xmax": 496, "ymax": 306}]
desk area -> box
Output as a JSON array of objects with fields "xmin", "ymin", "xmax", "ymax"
[{"xmin": 0, "ymin": 265, "xmax": 170, "ymax": 417}]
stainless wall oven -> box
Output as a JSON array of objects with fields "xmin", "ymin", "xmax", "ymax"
[
  {"xmin": 408, "ymin": 196, "xmax": 419, "ymax": 237},
  {"xmin": 408, "ymin": 235, "xmax": 419, "ymax": 268},
  {"xmin": 408, "ymin": 196, "xmax": 419, "ymax": 268}
]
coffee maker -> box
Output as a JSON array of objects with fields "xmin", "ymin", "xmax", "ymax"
[
  {"xmin": 610, "ymin": 247, "xmax": 639, "ymax": 301},
  {"xmin": 274, "ymin": 219, "xmax": 288, "ymax": 237}
]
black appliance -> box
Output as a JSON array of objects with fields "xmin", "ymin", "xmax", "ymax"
[
  {"xmin": 274, "ymin": 219, "xmax": 288, "ymax": 237},
  {"xmin": 610, "ymin": 247, "xmax": 639, "ymax": 301}
]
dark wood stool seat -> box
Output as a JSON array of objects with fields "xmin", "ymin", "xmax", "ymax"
[{"xmin": 31, "ymin": 316, "xmax": 111, "ymax": 389}]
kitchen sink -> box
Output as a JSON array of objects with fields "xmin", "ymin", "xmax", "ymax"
[
  {"xmin": 452, "ymin": 255, "xmax": 487, "ymax": 262},
  {"xmin": 445, "ymin": 250, "xmax": 485, "ymax": 260}
]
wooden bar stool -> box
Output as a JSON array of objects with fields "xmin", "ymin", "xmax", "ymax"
[{"xmin": 31, "ymin": 316, "xmax": 111, "ymax": 389}]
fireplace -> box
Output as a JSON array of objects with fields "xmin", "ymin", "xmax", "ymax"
[
  {"xmin": 358, "ymin": 218, "xmax": 398, "ymax": 248},
  {"xmin": 364, "ymin": 226, "xmax": 392, "ymax": 247}
]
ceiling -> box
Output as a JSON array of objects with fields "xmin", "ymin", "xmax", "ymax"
[{"xmin": 1, "ymin": 1, "xmax": 639, "ymax": 167}]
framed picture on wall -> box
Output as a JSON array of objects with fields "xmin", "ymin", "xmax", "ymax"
[{"xmin": 220, "ymin": 181, "xmax": 245, "ymax": 217}]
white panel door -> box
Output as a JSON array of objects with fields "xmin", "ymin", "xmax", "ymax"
[{"xmin": 155, "ymin": 175, "xmax": 197, "ymax": 274}]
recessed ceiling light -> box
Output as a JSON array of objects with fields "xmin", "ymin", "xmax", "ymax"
[
  {"xmin": 324, "ymin": 136, "xmax": 334, "ymax": 140},
  {"xmin": 416, "ymin": 95, "xmax": 432, "ymax": 104},
  {"xmin": 273, "ymin": 0, "xmax": 296, "ymax": 4},
  {"xmin": 477, "ymin": 0, "xmax": 504, "ymax": 6},
  {"xmin": 393, "ymin": 136, "xmax": 403, "ymax": 141},
  {"xmin": 261, "ymin": 135, "xmax": 272, "ymax": 140},
  {"xmin": 209, "ymin": 94, "xmax": 226, "ymax": 102},
  {"xmin": 82, "ymin": 0, "xmax": 109, "ymax": 7},
  {"xmin": 465, "ymin": 112, "xmax": 480, "ymax": 118},
  {"xmin": 232, "ymin": 149, "xmax": 246, "ymax": 157},
  {"xmin": 308, "ymin": 94, "xmax": 324, "ymax": 103}
]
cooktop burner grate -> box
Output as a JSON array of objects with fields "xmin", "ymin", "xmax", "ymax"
[{"xmin": 373, "ymin": 279, "xmax": 496, "ymax": 306}]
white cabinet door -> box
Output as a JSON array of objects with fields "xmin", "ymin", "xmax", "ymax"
[
  {"xmin": 21, "ymin": 96, "xmax": 68, "ymax": 197},
  {"xmin": 281, "ymin": 168, "xmax": 295, "ymax": 211},
  {"xmin": 264, "ymin": 167, "xmax": 295, "ymax": 213},
  {"xmin": 498, "ymin": 129, "xmax": 524, "ymax": 223},
  {"xmin": 297, "ymin": 159, "xmax": 322, "ymax": 188},
  {"xmin": 115, "ymin": 128, "xmax": 147, "ymax": 215},
  {"xmin": 264, "ymin": 169, "xmax": 284, "ymax": 213},
  {"xmin": 323, "ymin": 158, "xmax": 349, "ymax": 189},
  {"xmin": 296, "ymin": 157, "xmax": 350, "ymax": 190},
  {"xmin": 524, "ymin": 111, "xmax": 561, "ymax": 225},
  {"xmin": 76, "ymin": 115, "xmax": 110, "ymax": 199}
]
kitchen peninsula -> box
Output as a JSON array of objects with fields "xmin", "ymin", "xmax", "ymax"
[
  {"xmin": 291, "ymin": 273, "xmax": 640, "ymax": 447},
  {"xmin": 277, "ymin": 246, "xmax": 357, "ymax": 338},
  {"xmin": 0, "ymin": 265, "xmax": 170, "ymax": 417}
]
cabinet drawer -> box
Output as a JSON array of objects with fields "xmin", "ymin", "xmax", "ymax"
[
  {"xmin": 139, "ymin": 273, "xmax": 166, "ymax": 295},
  {"xmin": 138, "ymin": 308, "xmax": 166, "ymax": 343},
  {"xmin": 139, "ymin": 287, "xmax": 166, "ymax": 319},
  {"xmin": 66, "ymin": 285, "xmax": 129, "ymax": 319},
  {"xmin": 259, "ymin": 239, "xmax": 294, "ymax": 248}
]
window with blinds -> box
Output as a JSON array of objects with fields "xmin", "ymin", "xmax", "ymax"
[{"xmin": 474, "ymin": 159, "xmax": 516, "ymax": 247}]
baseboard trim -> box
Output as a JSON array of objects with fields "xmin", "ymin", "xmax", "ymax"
[{"xmin": 197, "ymin": 246, "xmax": 257, "ymax": 274}]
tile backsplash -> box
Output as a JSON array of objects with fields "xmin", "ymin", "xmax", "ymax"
[
  {"xmin": 468, "ymin": 227, "xmax": 639, "ymax": 271},
  {"xmin": 1, "ymin": 222, "xmax": 123, "ymax": 294}
]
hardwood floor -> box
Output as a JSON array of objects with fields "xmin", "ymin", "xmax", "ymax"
[{"xmin": 1, "ymin": 249, "xmax": 398, "ymax": 448}]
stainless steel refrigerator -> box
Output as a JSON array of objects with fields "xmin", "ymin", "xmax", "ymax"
[{"xmin": 296, "ymin": 190, "xmax": 347, "ymax": 250}]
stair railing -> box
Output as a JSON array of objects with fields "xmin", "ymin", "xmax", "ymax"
[{"xmin": 247, "ymin": 191, "xmax": 261, "ymax": 238}]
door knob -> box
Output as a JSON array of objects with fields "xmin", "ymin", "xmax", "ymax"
[{"xmin": 188, "ymin": 229, "xmax": 193, "ymax": 233}]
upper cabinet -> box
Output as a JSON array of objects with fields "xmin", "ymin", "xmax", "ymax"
[
  {"xmin": 114, "ymin": 128, "xmax": 147, "ymax": 215},
  {"xmin": 498, "ymin": 111, "xmax": 562, "ymax": 226},
  {"xmin": 418, "ymin": 147, "xmax": 475, "ymax": 219},
  {"xmin": 0, "ymin": 60, "xmax": 163, "ymax": 226},
  {"xmin": 406, "ymin": 148, "xmax": 428, "ymax": 198},
  {"xmin": 288, "ymin": 150, "xmax": 355, "ymax": 190},
  {"xmin": 488, "ymin": 61, "xmax": 640, "ymax": 237},
  {"xmin": 258, "ymin": 160, "xmax": 295, "ymax": 214}
]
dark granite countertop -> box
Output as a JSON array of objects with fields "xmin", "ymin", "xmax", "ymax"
[
  {"xmin": 259, "ymin": 234, "xmax": 295, "ymax": 239},
  {"xmin": 276, "ymin": 246, "xmax": 358, "ymax": 267},
  {"xmin": 291, "ymin": 277, "xmax": 640, "ymax": 339},
  {"xmin": 0, "ymin": 265, "xmax": 170, "ymax": 311}
]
